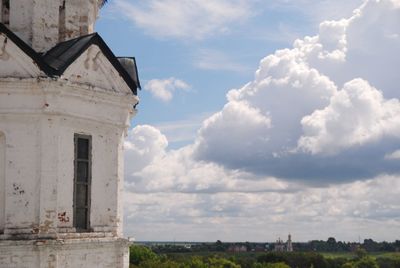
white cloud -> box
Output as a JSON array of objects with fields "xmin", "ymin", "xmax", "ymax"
[
  {"xmin": 299, "ymin": 79, "xmax": 400, "ymax": 155},
  {"xmin": 144, "ymin": 77, "xmax": 190, "ymax": 102},
  {"xmin": 124, "ymin": 125, "xmax": 168, "ymax": 178},
  {"xmin": 385, "ymin": 149, "xmax": 400, "ymax": 160},
  {"xmin": 195, "ymin": 101, "xmax": 272, "ymax": 163},
  {"xmin": 113, "ymin": 0, "xmax": 254, "ymax": 39},
  {"xmin": 305, "ymin": 0, "xmax": 400, "ymax": 98},
  {"xmin": 192, "ymin": 0, "xmax": 400, "ymax": 180},
  {"xmin": 266, "ymin": 0, "xmax": 364, "ymax": 22},
  {"xmin": 125, "ymin": 174, "xmax": 400, "ymax": 241},
  {"xmin": 123, "ymin": 0, "xmax": 400, "ymax": 241}
]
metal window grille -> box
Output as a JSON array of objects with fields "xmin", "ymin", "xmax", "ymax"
[{"xmin": 73, "ymin": 134, "xmax": 92, "ymax": 231}]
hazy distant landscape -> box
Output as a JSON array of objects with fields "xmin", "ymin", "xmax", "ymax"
[{"xmin": 129, "ymin": 238, "xmax": 400, "ymax": 267}]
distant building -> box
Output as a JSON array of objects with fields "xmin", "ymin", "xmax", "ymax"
[
  {"xmin": 274, "ymin": 238, "xmax": 286, "ymax": 252},
  {"xmin": 274, "ymin": 234, "xmax": 294, "ymax": 252},
  {"xmin": 287, "ymin": 234, "xmax": 293, "ymax": 252},
  {"xmin": 228, "ymin": 244, "xmax": 247, "ymax": 253}
]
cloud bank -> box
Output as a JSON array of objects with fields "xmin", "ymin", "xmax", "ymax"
[
  {"xmin": 114, "ymin": 0, "xmax": 254, "ymax": 39},
  {"xmin": 124, "ymin": 0, "xmax": 400, "ymax": 241}
]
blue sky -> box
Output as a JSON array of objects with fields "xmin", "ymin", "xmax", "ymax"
[
  {"xmin": 96, "ymin": 0, "xmax": 400, "ymax": 242},
  {"xmin": 96, "ymin": 0, "xmax": 349, "ymax": 148}
]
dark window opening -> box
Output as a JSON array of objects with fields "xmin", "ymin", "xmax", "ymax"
[
  {"xmin": 58, "ymin": 1, "xmax": 66, "ymax": 42},
  {"xmin": 1, "ymin": 0, "xmax": 10, "ymax": 26},
  {"xmin": 74, "ymin": 134, "xmax": 91, "ymax": 231}
]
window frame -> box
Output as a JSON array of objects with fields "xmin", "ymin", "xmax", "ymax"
[{"xmin": 73, "ymin": 133, "xmax": 92, "ymax": 232}]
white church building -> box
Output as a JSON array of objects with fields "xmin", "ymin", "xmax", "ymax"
[{"xmin": 0, "ymin": 0, "xmax": 140, "ymax": 267}]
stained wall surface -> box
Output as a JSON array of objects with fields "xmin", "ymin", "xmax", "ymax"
[
  {"xmin": 0, "ymin": 132, "xmax": 4, "ymax": 233},
  {"xmin": 0, "ymin": 239, "xmax": 130, "ymax": 268},
  {"xmin": 9, "ymin": 0, "xmax": 100, "ymax": 52},
  {"xmin": 0, "ymin": 78, "xmax": 135, "ymax": 237}
]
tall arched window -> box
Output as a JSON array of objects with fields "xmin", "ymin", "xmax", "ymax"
[{"xmin": 0, "ymin": 131, "xmax": 5, "ymax": 233}]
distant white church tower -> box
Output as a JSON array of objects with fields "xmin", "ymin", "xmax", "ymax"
[
  {"xmin": 286, "ymin": 234, "xmax": 293, "ymax": 252},
  {"xmin": 0, "ymin": 0, "xmax": 140, "ymax": 267}
]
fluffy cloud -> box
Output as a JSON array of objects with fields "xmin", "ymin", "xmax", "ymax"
[
  {"xmin": 195, "ymin": 101, "xmax": 272, "ymax": 165},
  {"xmin": 124, "ymin": 0, "xmax": 400, "ymax": 241},
  {"xmin": 192, "ymin": 0, "xmax": 400, "ymax": 182},
  {"xmin": 125, "ymin": 125, "xmax": 292, "ymax": 194},
  {"xmin": 299, "ymin": 79, "xmax": 400, "ymax": 154},
  {"xmin": 144, "ymin": 77, "xmax": 190, "ymax": 102},
  {"xmin": 113, "ymin": 0, "xmax": 254, "ymax": 39},
  {"xmin": 124, "ymin": 125, "xmax": 168, "ymax": 177}
]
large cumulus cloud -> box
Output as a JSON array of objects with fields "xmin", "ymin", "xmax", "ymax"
[
  {"xmin": 123, "ymin": 0, "xmax": 400, "ymax": 241},
  {"xmin": 193, "ymin": 0, "xmax": 400, "ymax": 183}
]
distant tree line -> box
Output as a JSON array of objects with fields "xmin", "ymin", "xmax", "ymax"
[
  {"xmin": 294, "ymin": 238, "xmax": 400, "ymax": 252},
  {"xmin": 129, "ymin": 244, "xmax": 400, "ymax": 268},
  {"xmin": 147, "ymin": 238, "xmax": 400, "ymax": 254}
]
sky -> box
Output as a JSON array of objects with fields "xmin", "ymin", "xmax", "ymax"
[{"xmin": 96, "ymin": 0, "xmax": 400, "ymax": 242}]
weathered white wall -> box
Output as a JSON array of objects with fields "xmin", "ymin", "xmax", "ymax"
[
  {"xmin": 1, "ymin": 114, "xmax": 41, "ymax": 234},
  {"xmin": 0, "ymin": 238, "xmax": 130, "ymax": 268},
  {"xmin": 9, "ymin": 0, "xmax": 33, "ymax": 44},
  {"xmin": 0, "ymin": 34, "xmax": 44, "ymax": 78},
  {"xmin": 32, "ymin": 0, "xmax": 61, "ymax": 52},
  {"xmin": 63, "ymin": 45, "xmax": 133, "ymax": 96},
  {"xmin": 8, "ymin": 0, "xmax": 101, "ymax": 52},
  {"xmin": 0, "ymin": 3, "xmax": 138, "ymax": 264},
  {"xmin": 0, "ymin": 78, "xmax": 137, "ymax": 238},
  {"xmin": 0, "ymin": 132, "xmax": 4, "ymax": 233},
  {"xmin": 64, "ymin": 0, "xmax": 98, "ymax": 41}
]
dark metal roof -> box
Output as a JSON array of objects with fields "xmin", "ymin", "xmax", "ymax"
[
  {"xmin": 0, "ymin": 23, "xmax": 139, "ymax": 95},
  {"xmin": 42, "ymin": 33, "xmax": 140, "ymax": 94},
  {"xmin": 42, "ymin": 34, "xmax": 96, "ymax": 72},
  {"xmin": 118, "ymin": 57, "xmax": 141, "ymax": 90}
]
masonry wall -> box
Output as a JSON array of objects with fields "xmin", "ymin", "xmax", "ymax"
[
  {"xmin": 0, "ymin": 78, "xmax": 133, "ymax": 237},
  {"xmin": 8, "ymin": 0, "xmax": 100, "ymax": 52},
  {"xmin": 0, "ymin": 238, "xmax": 130, "ymax": 268}
]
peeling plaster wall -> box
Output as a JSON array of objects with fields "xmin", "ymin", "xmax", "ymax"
[
  {"xmin": 64, "ymin": 0, "xmax": 98, "ymax": 41},
  {"xmin": 63, "ymin": 45, "xmax": 133, "ymax": 95},
  {"xmin": 32, "ymin": 0, "xmax": 61, "ymax": 52},
  {"xmin": 56, "ymin": 116, "xmax": 125, "ymax": 234},
  {"xmin": 0, "ymin": 238, "xmax": 130, "ymax": 268},
  {"xmin": 0, "ymin": 78, "xmax": 136, "ymax": 239},
  {"xmin": 0, "ymin": 33, "xmax": 43, "ymax": 78},
  {"xmin": 1, "ymin": 115, "xmax": 41, "ymax": 233},
  {"xmin": 8, "ymin": 0, "xmax": 100, "ymax": 52},
  {"xmin": 9, "ymin": 0, "xmax": 33, "ymax": 43}
]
